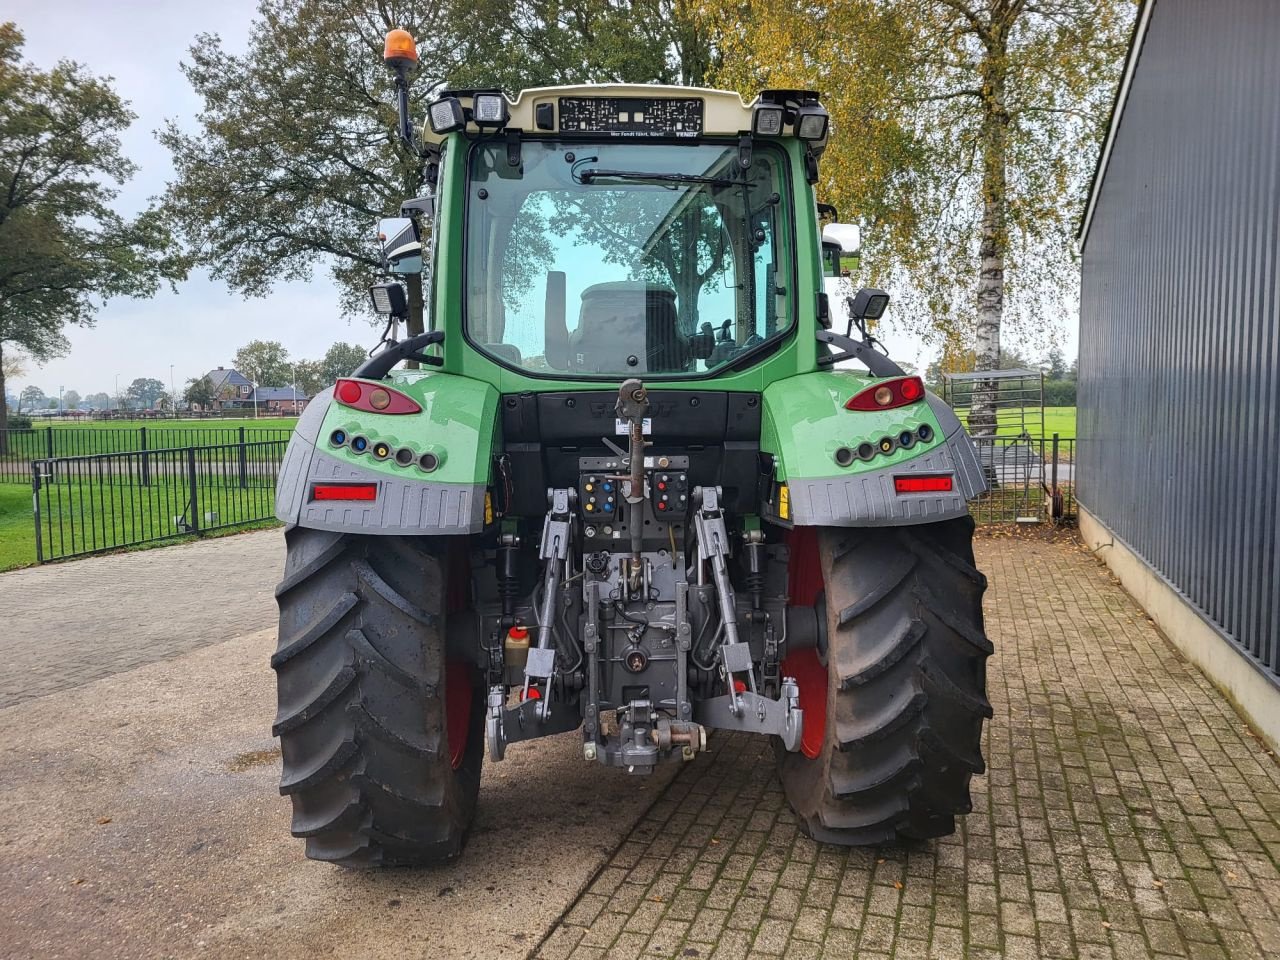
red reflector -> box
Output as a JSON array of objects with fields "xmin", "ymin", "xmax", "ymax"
[
  {"xmin": 845, "ymin": 376, "xmax": 927, "ymax": 411},
  {"xmin": 335, "ymin": 380, "xmax": 361, "ymax": 404},
  {"xmin": 312, "ymin": 482, "xmax": 378, "ymax": 502},
  {"xmin": 894, "ymin": 475, "xmax": 953, "ymax": 494}
]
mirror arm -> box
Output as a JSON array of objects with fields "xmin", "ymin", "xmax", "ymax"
[
  {"xmin": 815, "ymin": 329, "xmax": 904, "ymax": 377},
  {"xmin": 354, "ymin": 331, "xmax": 445, "ymax": 380}
]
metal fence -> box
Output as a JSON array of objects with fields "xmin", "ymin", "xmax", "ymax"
[
  {"xmin": 968, "ymin": 435, "xmax": 1076, "ymax": 524},
  {"xmin": 1, "ymin": 425, "xmax": 292, "ymax": 483},
  {"xmin": 30, "ymin": 439, "xmax": 287, "ymax": 562}
]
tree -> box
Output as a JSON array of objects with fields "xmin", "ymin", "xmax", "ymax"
[
  {"xmin": 161, "ymin": 1, "xmax": 715, "ymax": 339},
  {"xmin": 234, "ymin": 340, "xmax": 291, "ymax": 388},
  {"xmin": 320, "ymin": 342, "xmax": 369, "ymax": 383},
  {"xmin": 0, "ymin": 24, "xmax": 185, "ymax": 440},
  {"xmin": 125, "ymin": 377, "xmax": 166, "ymax": 409},
  {"xmin": 1044, "ymin": 347, "xmax": 1067, "ymax": 381},
  {"xmin": 84, "ymin": 391, "xmax": 110, "ymax": 410},
  {"xmin": 708, "ymin": 0, "xmax": 1132, "ymax": 439},
  {"xmin": 19, "ymin": 384, "xmax": 44, "ymax": 412},
  {"xmin": 293, "ymin": 359, "xmax": 326, "ymax": 397},
  {"xmin": 62, "ymin": 388, "xmax": 81, "ymax": 409},
  {"xmin": 467, "ymin": 0, "xmax": 715, "ymax": 88},
  {"xmin": 184, "ymin": 376, "xmax": 215, "ymax": 409},
  {"xmin": 160, "ymin": 1, "xmax": 481, "ymax": 339}
]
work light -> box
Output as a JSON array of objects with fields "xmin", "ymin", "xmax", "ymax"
[
  {"xmin": 428, "ymin": 96, "xmax": 465, "ymax": 134},
  {"xmin": 472, "ymin": 92, "xmax": 509, "ymax": 127},
  {"xmin": 795, "ymin": 103, "xmax": 829, "ymax": 142},
  {"xmin": 752, "ymin": 105, "xmax": 785, "ymax": 136},
  {"xmin": 369, "ymin": 281, "xmax": 408, "ymax": 317}
]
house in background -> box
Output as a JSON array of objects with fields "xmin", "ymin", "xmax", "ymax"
[
  {"xmin": 202, "ymin": 367, "xmax": 255, "ymax": 411},
  {"xmin": 1076, "ymin": 0, "xmax": 1279, "ymax": 748},
  {"xmin": 197, "ymin": 367, "xmax": 309, "ymax": 414},
  {"xmin": 254, "ymin": 386, "xmax": 309, "ymax": 415}
]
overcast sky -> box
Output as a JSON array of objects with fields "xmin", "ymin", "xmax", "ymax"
[
  {"xmin": 8, "ymin": 2, "xmax": 1075, "ymax": 402},
  {"xmin": 8, "ymin": 0, "xmax": 367, "ymax": 401}
]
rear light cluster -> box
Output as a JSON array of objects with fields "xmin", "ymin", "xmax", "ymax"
[
  {"xmin": 333, "ymin": 379, "xmax": 421, "ymax": 414},
  {"xmin": 330, "ymin": 429, "xmax": 441, "ymax": 473},
  {"xmin": 832, "ymin": 423, "xmax": 934, "ymax": 466},
  {"xmin": 845, "ymin": 376, "xmax": 925, "ymax": 412}
]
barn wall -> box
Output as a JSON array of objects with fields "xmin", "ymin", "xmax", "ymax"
[{"xmin": 1078, "ymin": 0, "xmax": 1280, "ymax": 688}]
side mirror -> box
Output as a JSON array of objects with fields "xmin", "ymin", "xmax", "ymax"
[
  {"xmin": 378, "ymin": 217, "xmax": 423, "ymax": 274},
  {"xmin": 822, "ymin": 222, "xmax": 861, "ymax": 257}
]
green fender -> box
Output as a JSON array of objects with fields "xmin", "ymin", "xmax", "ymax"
[
  {"xmin": 760, "ymin": 371, "xmax": 987, "ymax": 527},
  {"xmin": 275, "ymin": 371, "xmax": 499, "ymax": 534}
]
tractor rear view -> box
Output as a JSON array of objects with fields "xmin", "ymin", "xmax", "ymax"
[{"xmin": 270, "ymin": 29, "xmax": 992, "ymax": 866}]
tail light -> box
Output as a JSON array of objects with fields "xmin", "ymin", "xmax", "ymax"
[
  {"xmin": 845, "ymin": 376, "xmax": 925, "ymax": 411},
  {"xmin": 894, "ymin": 475, "xmax": 953, "ymax": 494},
  {"xmin": 312, "ymin": 482, "xmax": 378, "ymax": 502},
  {"xmin": 333, "ymin": 379, "xmax": 421, "ymax": 414}
]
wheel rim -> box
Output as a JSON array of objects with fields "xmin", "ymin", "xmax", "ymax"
[
  {"xmin": 784, "ymin": 527, "xmax": 829, "ymax": 760},
  {"xmin": 445, "ymin": 659, "xmax": 472, "ymax": 769}
]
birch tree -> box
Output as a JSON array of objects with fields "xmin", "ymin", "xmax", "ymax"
[{"xmin": 708, "ymin": 0, "xmax": 1132, "ymax": 437}]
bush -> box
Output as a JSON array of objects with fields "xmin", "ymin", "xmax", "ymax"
[
  {"xmin": 5, "ymin": 414, "xmax": 32, "ymax": 430},
  {"xmin": 1043, "ymin": 380, "xmax": 1077, "ymax": 406}
]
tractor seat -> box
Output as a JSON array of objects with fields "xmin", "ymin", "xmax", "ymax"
[{"xmin": 569, "ymin": 281, "xmax": 688, "ymax": 373}]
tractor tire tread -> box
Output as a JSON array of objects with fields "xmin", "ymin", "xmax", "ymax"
[
  {"xmin": 273, "ymin": 526, "xmax": 482, "ymax": 868},
  {"xmin": 777, "ymin": 516, "xmax": 990, "ymax": 846}
]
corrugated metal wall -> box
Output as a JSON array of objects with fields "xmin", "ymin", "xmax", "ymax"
[{"xmin": 1078, "ymin": 0, "xmax": 1280, "ymax": 680}]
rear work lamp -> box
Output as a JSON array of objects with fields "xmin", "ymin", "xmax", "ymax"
[
  {"xmin": 752, "ymin": 105, "xmax": 785, "ymax": 136},
  {"xmin": 428, "ymin": 96, "xmax": 465, "ymax": 133},
  {"xmin": 369, "ymin": 281, "xmax": 408, "ymax": 318},
  {"xmin": 794, "ymin": 103, "xmax": 829, "ymax": 141},
  {"xmin": 472, "ymin": 92, "xmax": 510, "ymax": 127}
]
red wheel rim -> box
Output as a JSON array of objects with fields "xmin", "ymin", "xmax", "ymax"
[
  {"xmin": 783, "ymin": 527, "xmax": 828, "ymax": 760},
  {"xmin": 445, "ymin": 659, "xmax": 472, "ymax": 769}
]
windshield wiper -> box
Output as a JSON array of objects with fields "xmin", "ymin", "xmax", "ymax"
[{"xmin": 575, "ymin": 168, "xmax": 745, "ymax": 189}]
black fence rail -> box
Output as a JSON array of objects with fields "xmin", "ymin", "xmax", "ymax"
[
  {"xmin": 31, "ymin": 439, "xmax": 287, "ymax": 562},
  {"xmin": 968, "ymin": 434, "xmax": 1076, "ymax": 524},
  {"xmin": 1, "ymin": 425, "xmax": 292, "ymax": 483}
]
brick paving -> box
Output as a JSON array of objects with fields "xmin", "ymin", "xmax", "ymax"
[
  {"xmin": 0, "ymin": 529, "xmax": 280, "ymax": 707},
  {"xmin": 534, "ymin": 534, "xmax": 1280, "ymax": 960}
]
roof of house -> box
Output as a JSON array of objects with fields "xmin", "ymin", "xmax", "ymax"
[
  {"xmin": 1077, "ymin": 0, "xmax": 1154, "ymax": 247},
  {"xmin": 204, "ymin": 367, "xmax": 253, "ymax": 392},
  {"xmin": 255, "ymin": 386, "xmax": 309, "ymax": 402}
]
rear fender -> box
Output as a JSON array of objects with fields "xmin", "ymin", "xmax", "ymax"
[
  {"xmin": 760, "ymin": 371, "xmax": 987, "ymax": 526},
  {"xmin": 275, "ymin": 372, "xmax": 499, "ymax": 534}
]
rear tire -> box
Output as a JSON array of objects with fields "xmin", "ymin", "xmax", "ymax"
[
  {"xmin": 777, "ymin": 517, "xmax": 992, "ymax": 845},
  {"xmin": 272, "ymin": 526, "xmax": 484, "ymax": 867}
]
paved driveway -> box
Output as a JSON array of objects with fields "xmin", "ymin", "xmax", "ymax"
[
  {"xmin": 1, "ymin": 529, "xmax": 1277, "ymax": 960},
  {"xmin": 532, "ymin": 534, "xmax": 1280, "ymax": 960}
]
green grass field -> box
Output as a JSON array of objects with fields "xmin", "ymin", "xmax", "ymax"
[
  {"xmin": 0, "ymin": 485, "xmax": 35, "ymax": 571},
  {"xmin": 952, "ymin": 406, "xmax": 1076, "ymax": 439},
  {"xmin": 39, "ymin": 416, "xmax": 298, "ymax": 432},
  {"xmin": 2, "ymin": 417, "xmax": 297, "ymax": 464},
  {"xmin": 1, "ymin": 472, "xmax": 282, "ymax": 572}
]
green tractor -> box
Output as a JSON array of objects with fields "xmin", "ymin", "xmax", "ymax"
[{"xmin": 270, "ymin": 29, "xmax": 992, "ymax": 867}]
